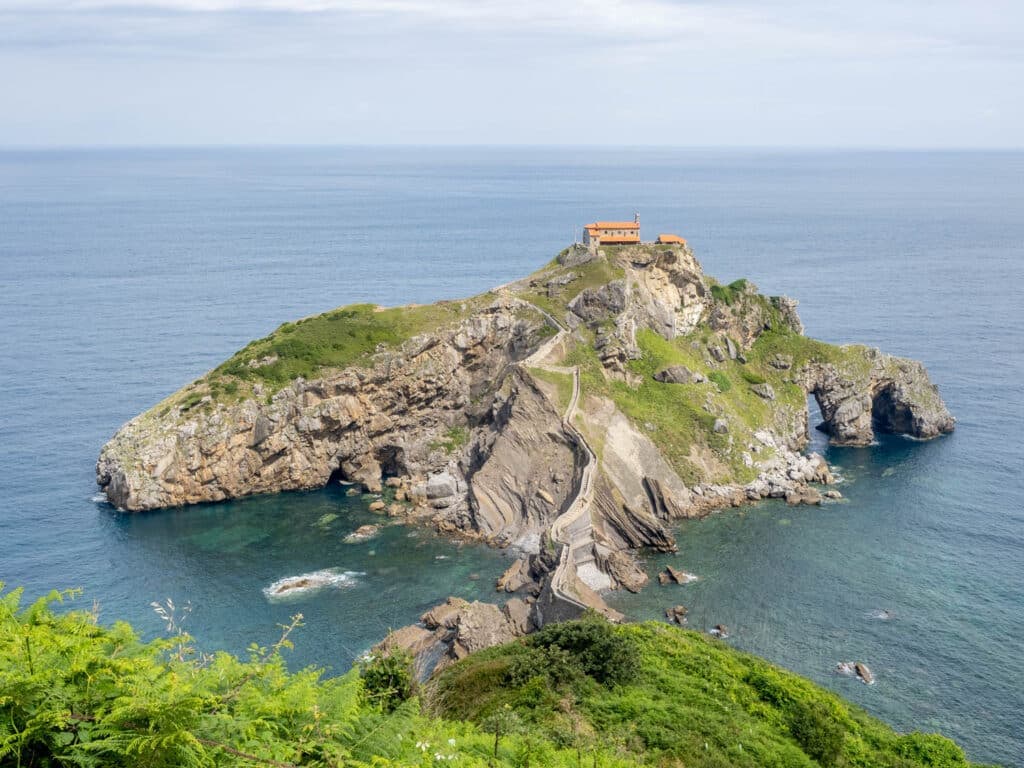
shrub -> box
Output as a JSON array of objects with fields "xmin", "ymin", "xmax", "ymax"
[
  {"xmin": 741, "ymin": 370, "xmax": 767, "ymax": 385},
  {"xmin": 359, "ymin": 649, "xmax": 415, "ymax": 712},
  {"xmin": 896, "ymin": 733, "xmax": 969, "ymax": 767},
  {"xmin": 709, "ymin": 371, "xmax": 732, "ymax": 393},
  {"xmin": 528, "ymin": 613, "xmax": 638, "ymax": 686},
  {"xmin": 788, "ymin": 701, "xmax": 844, "ymax": 766}
]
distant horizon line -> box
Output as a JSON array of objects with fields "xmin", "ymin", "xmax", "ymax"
[{"xmin": 1, "ymin": 143, "xmax": 1022, "ymax": 153}]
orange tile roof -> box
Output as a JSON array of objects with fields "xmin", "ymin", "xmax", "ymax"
[
  {"xmin": 588, "ymin": 221, "xmax": 639, "ymax": 229},
  {"xmin": 657, "ymin": 234, "xmax": 686, "ymax": 244}
]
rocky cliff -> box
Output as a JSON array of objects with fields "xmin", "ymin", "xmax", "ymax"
[{"xmin": 98, "ymin": 242, "xmax": 953, "ymax": 646}]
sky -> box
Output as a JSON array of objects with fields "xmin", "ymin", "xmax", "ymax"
[{"xmin": 0, "ymin": 0, "xmax": 1021, "ymax": 147}]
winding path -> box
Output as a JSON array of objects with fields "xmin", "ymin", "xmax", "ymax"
[{"xmin": 515, "ymin": 299, "xmax": 615, "ymax": 616}]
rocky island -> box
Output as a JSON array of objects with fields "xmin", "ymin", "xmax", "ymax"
[{"xmin": 98, "ymin": 241, "xmax": 953, "ymax": 665}]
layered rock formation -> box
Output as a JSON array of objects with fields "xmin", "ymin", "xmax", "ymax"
[{"xmin": 98, "ymin": 241, "xmax": 954, "ymax": 655}]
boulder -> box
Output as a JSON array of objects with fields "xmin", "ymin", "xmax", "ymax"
[
  {"xmin": 343, "ymin": 524, "xmax": 380, "ymax": 542},
  {"xmin": 665, "ymin": 605, "xmax": 688, "ymax": 625},
  {"xmin": 769, "ymin": 353, "xmax": 793, "ymax": 370},
  {"xmin": 855, "ymin": 662, "xmax": 875, "ymax": 684},
  {"xmin": 601, "ymin": 549, "xmax": 648, "ymax": 593},
  {"xmin": 659, "ymin": 565, "xmax": 698, "ymax": 585},
  {"xmin": 426, "ymin": 472, "xmax": 458, "ymax": 500},
  {"xmin": 751, "ymin": 383, "xmax": 776, "ymax": 400},
  {"xmin": 785, "ymin": 486, "xmax": 822, "ymax": 506},
  {"xmin": 725, "ymin": 337, "xmax": 738, "ymax": 360},
  {"xmin": 496, "ymin": 558, "xmax": 533, "ymax": 593},
  {"xmin": 368, "ymin": 500, "xmax": 386, "ymax": 512},
  {"xmin": 713, "ymin": 418, "xmax": 729, "ymax": 434},
  {"xmin": 502, "ymin": 597, "xmax": 535, "ymax": 635},
  {"xmin": 654, "ymin": 365, "xmax": 700, "ymax": 385}
]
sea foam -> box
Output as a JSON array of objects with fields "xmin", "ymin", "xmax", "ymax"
[{"xmin": 262, "ymin": 568, "xmax": 364, "ymax": 601}]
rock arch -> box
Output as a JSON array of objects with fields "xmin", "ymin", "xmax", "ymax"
[{"xmin": 801, "ymin": 352, "xmax": 954, "ymax": 446}]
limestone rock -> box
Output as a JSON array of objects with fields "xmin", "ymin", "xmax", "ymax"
[
  {"xmin": 785, "ymin": 486, "xmax": 822, "ymax": 506},
  {"xmin": 653, "ymin": 365, "xmax": 705, "ymax": 384},
  {"xmin": 465, "ymin": 371, "xmax": 576, "ymax": 545},
  {"xmin": 855, "ymin": 662, "xmax": 875, "ymax": 684},
  {"xmin": 658, "ymin": 565, "xmax": 697, "ymax": 585},
  {"xmin": 799, "ymin": 353, "xmax": 955, "ymax": 446},
  {"xmin": 568, "ymin": 280, "xmax": 627, "ymax": 325},
  {"xmin": 600, "ymin": 549, "xmax": 648, "ymax": 593},
  {"xmin": 496, "ymin": 558, "xmax": 533, "ymax": 593},
  {"xmin": 665, "ymin": 605, "xmax": 688, "ymax": 624},
  {"xmin": 97, "ymin": 297, "xmax": 547, "ymax": 512},
  {"xmin": 343, "ymin": 524, "xmax": 380, "ymax": 542},
  {"xmin": 751, "ymin": 382, "xmax": 776, "ymax": 400}
]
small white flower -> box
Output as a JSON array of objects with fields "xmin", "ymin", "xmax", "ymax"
[{"xmin": 447, "ymin": 738, "xmax": 456, "ymax": 747}]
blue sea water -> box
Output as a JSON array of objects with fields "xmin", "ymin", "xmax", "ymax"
[{"xmin": 0, "ymin": 148, "xmax": 1022, "ymax": 766}]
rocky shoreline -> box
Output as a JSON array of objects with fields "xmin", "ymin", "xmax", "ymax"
[{"xmin": 97, "ymin": 241, "xmax": 953, "ymax": 666}]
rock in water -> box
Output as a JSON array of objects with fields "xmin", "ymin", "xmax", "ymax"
[
  {"xmin": 855, "ymin": 662, "xmax": 875, "ymax": 684},
  {"xmin": 262, "ymin": 569, "xmax": 361, "ymax": 600},
  {"xmin": 343, "ymin": 524, "xmax": 380, "ymax": 543},
  {"xmin": 659, "ymin": 566, "xmax": 698, "ymax": 585},
  {"xmin": 665, "ymin": 605, "xmax": 688, "ymax": 624}
]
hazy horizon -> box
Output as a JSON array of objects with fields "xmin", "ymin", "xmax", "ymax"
[{"xmin": 1, "ymin": 1, "xmax": 1021, "ymax": 149}]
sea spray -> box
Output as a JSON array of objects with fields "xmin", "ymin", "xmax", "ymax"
[{"xmin": 263, "ymin": 568, "xmax": 365, "ymax": 601}]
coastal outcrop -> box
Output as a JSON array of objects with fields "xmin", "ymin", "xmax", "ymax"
[{"xmin": 98, "ymin": 239, "xmax": 954, "ymax": 642}]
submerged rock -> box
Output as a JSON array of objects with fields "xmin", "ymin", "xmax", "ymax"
[
  {"xmin": 343, "ymin": 524, "xmax": 380, "ymax": 543},
  {"xmin": 658, "ymin": 566, "xmax": 698, "ymax": 585},
  {"xmin": 665, "ymin": 605, "xmax": 688, "ymax": 624}
]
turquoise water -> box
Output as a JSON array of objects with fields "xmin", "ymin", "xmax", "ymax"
[{"xmin": 1, "ymin": 149, "xmax": 1021, "ymax": 765}]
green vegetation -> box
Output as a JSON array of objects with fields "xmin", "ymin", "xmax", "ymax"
[
  {"xmin": 709, "ymin": 278, "xmax": 750, "ymax": 306},
  {"xmin": 0, "ymin": 585, "xmax": 638, "ymax": 768},
  {"xmin": 213, "ymin": 301, "xmax": 483, "ymax": 390},
  {"xmin": 527, "ymin": 367, "xmax": 574, "ymax": 413},
  {"xmin": 164, "ymin": 296, "xmax": 510, "ymax": 408},
  {"xmin": 0, "ymin": 588, "xmax": 982, "ymax": 768},
  {"xmin": 430, "ymin": 615, "xmax": 982, "ymax": 768},
  {"xmin": 429, "ymin": 426, "xmax": 470, "ymax": 455},
  {"xmin": 709, "ymin": 370, "xmax": 733, "ymax": 392},
  {"xmin": 520, "ymin": 256, "xmax": 625, "ymax": 320}
]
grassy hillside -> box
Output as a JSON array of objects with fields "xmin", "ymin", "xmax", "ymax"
[
  {"xmin": 429, "ymin": 616, "xmax": 984, "ymax": 768},
  {"xmin": 1, "ymin": 585, "xmax": 985, "ymax": 768}
]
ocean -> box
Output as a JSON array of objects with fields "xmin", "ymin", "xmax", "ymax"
[{"xmin": 0, "ymin": 148, "xmax": 1021, "ymax": 766}]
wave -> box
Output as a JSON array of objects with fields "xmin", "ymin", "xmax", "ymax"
[
  {"xmin": 90, "ymin": 493, "xmax": 108, "ymax": 503},
  {"xmin": 262, "ymin": 568, "xmax": 365, "ymax": 601}
]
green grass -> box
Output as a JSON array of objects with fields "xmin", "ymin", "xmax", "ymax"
[
  {"xmin": 528, "ymin": 367, "xmax": 574, "ymax": 413},
  {"xmin": 565, "ymin": 331, "xmax": 722, "ymax": 484},
  {"xmin": 430, "ymin": 425, "xmax": 470, "ymax": 454},
  {"xmin": 212, "ymin": 300, "xmax": 484, "ymax": 391},
  {"xmin": 709, "ymin": 277, "xmax": 750, "ymax": 306},
  {"xmin": 429, "ymin": 617, "xmax": 983, "ymax": 768},
  {"xmin": 709, "ymin": 370, "xmax": 733, "ymax": 392},
  {"xmin": 518, "ymin": 255, "xmax": 625, "ymax": 320}
]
